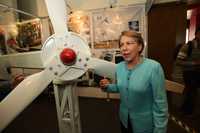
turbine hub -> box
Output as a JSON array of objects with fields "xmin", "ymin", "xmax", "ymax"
[{"xmin": 60, "ymin": 48, "xmax": 76, "ymax": 65}]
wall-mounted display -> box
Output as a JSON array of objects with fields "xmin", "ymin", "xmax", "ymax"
[
  {"xmin": 17, "ymin": 19, "xmax": 42, "ymax": 51},
  {"xmin": 3, "ymin": 5, "xmax": 146, "ymax": 56},
  {"xmin": 92, "ymin": 5, "xmax": 145, "ymax": 50},
  {"xmin": 128, "ymin": 20, "xmax": 139, "ymax": 31},
  {"xmin": 5, "ymin": 19, "xmax": 42, "ymax": 54},
  {"xmin": 68, "ymin": 11, "xmax": 91, "ymax": 47}
]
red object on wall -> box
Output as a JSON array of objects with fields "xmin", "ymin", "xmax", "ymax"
[
  {"xmin": 7, "ymin": 39, "xmax": 17, "ymax": 47},
  {"xmin": 196, "ymin": 7, "xmax": 200, "ymax": 28},
  {"xmin": 188, "ymin": 6, "xmax": 200, "ymax": 40}
]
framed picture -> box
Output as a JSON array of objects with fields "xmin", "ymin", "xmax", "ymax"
[
  {"xmin": 128, "ymin": 20, "xmax": 139, "ymax": 31},
  {"xmin": 6, "ymin": 19, "xmax": 42, "ymax": 54},
  {"xmin": 92, "ymin": 5, "xmax": 145, "ymax": 50},
  {"xmin": 17, "ymin": 19, "xmax": 42, "ymax": 51}
]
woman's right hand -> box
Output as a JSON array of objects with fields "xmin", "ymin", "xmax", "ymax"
[
  {"xmin": 99, "ymin": 78, "xmax": 110, "ymax": 90},
  {"xmin": 11, "ymin": 74, "xmax": 25, "ymax": 89}
]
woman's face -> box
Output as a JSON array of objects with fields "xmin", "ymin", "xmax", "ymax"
[{"xmin": 120, "ymin": 35, "xmax": 142, "ymax": 62}]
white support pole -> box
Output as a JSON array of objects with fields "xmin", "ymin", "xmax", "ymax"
[{"xmin": 53, "ymin": 80, "xmax": 81, "ymax": 133}]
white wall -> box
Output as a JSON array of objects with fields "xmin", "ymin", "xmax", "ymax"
[
  {"xmin": 68, "ymin": 0, "xmax": 147, "ymax": 11},
  {"xmin": 0, "ymin": 0, "xmax": 18, "ymax": 25},
  {"xmin": 12, "ymin": 0, "xmax": 180, "ymax": 18},
  {"xmin": 33, "ymin": 0, "xmax": 144, "ymax": 16},
  {"xmin": 35, "ymin": 0, "xmax": 48, "ymax": 17},
  {"xmin": 0, "ymin": 0, "xmax": 180, "ymax": 25},
  {"xmin": 67, "ymin": 0, "xmax": 179, "ymax": 11},
  {"xmin": 17, "ymin": 0, "xmax": 38, "ymax": 19},
  {"xmin": 154, "ymin": 0, "xmax": 180, "ymax": 4}
]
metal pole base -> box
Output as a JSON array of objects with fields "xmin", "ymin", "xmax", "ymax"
[{"xmin": 53, "ymin": 80, "xmax": 81, "ymax": 133}]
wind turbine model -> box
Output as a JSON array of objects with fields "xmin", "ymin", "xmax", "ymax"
[
  {"xmin": 0, "ymin": 0, "xmax": 184, "ymax": 132},
  {"xmin": 0, "ymin": 0, "xmax": 115, "ymax": 131}
]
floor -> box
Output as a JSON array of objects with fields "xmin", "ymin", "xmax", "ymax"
[{"xmin": 2, "ymin": 92, "xmax": 200, "ymax": 133}]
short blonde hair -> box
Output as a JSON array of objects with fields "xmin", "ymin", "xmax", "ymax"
[{"xmin": 119, "ymin": 30, "xmax": 144, "ymax": 54}]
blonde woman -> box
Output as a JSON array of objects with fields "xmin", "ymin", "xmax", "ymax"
[{"xmin": 100, "ymin": 30, "xmax": 168, "ymax": 133}]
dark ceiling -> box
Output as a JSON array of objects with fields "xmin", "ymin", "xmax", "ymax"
[
  {"xmin": 182, "ymin": 0, "xmax": 200, "ymax": 7},
  {"xmin": 186, "ymin": 0, "xmax": 200, "ymax": 4}
]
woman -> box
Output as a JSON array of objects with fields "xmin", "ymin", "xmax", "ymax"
[{"xmin": 100, "ymin": 30, "xmax": 168, "ymax": 133}]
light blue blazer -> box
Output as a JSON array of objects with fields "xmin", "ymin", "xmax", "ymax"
[{"xmin": 107, "ymin": 58, "xmax": 168, "ymax": 133}]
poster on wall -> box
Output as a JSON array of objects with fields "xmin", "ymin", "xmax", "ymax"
[
  {"xmin": 128, "ymin": 20, "xmax": 139, "ymax": 31},
  {"xmin": 5, "ymin": 19, "xmax": 42, "ymax": 54},
  {"xmin": 17, "ymin": 19, "xmax": 42, "ymax": 51},
  {"xmin": 68, "ymin": 11, "xmax": 91, "ymax": 48},
  {"xmin": 92, "ymin": 5, "xmax": 145, "ymax": 49}
]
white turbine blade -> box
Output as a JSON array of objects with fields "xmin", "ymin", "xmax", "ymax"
[
  {"xmin": 0, "ymin": 51, "xmax": 43, "ymax": 69},
  {"xmin": 45, "ymin": 0, "xmax": 68, "ymax": 35},
  {"xmin": 0, "ymin": 51, "xmax": 43, "ymax": 80},
  {"xmin": 88, "ymin": 58, "xmax": 116, "ymax": 80},
  {"xmin": 0, "ymin": 69, "xmax": 54, "ymax": 131},
  {"xmin": 88, "ymin": 58, "xmax": 184, "ymax": 93}
]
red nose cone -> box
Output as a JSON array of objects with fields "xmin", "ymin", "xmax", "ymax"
[{"xmin": 60, "ymin": 48, "xmax": 76, "ymax": 65}]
